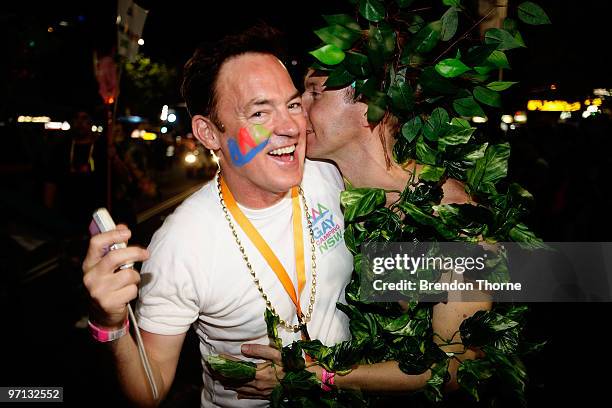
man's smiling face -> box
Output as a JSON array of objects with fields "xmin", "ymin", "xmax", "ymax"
[{"xmin": 215, "ymin": 53, "xmax": 307, "ymax": 193}]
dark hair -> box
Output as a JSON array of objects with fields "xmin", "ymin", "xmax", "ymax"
[{"xmin": 181, "ymin": 24, "xmax": 287, "ymax": 127}]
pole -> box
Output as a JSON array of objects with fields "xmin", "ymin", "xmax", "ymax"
[{"xmin": 105, "ymin": 61, "xmax": 124, "ymax": 212}]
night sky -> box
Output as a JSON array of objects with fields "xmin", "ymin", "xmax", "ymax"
[{"xmin": 2, "ymin": 0, "xmax": 611, "ymax": 118}]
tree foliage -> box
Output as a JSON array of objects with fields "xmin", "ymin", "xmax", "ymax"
[{"xmin": 122, "ymin": 55, "xmax": 178, "ymax": 119}]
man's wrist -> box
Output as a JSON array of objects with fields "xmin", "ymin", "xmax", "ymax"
[
  {"xmin": 88, "ymin": 316, "xmax": 130, "ymax": 342},
  {"xmin": 320, "ymin": 367, "xmax": 336, "ymax": 391},
  {"xmin": 88, "ymin": 307, "xmax": 128, "ymax": 330}
]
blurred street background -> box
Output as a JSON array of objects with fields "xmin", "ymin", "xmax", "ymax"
[{"xmin": 1, "ymin": 0, "xmax": 611, "ymax": 406}]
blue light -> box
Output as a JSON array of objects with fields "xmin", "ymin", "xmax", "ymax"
[{"xmin": 118, "ymin": 115, "xmax": 145, "ymax": 124}]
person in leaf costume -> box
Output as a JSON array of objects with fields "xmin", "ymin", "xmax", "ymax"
[{"xmin": 239, "ymin": 1, "xmax": 548, "ymax": 406}]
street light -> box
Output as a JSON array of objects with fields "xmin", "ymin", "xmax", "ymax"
[{"xmin": 160, "ymin": 105, "xmax": 168, "ymax": 121}]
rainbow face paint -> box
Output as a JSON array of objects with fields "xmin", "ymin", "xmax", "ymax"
[{"xmin": 228, "ymin": 124, "xmax": 273, "ymax": 167}]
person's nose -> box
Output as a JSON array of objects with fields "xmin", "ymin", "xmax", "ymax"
[{"xmin": 274, "ymin": 108, "xmax": 301, "ymax": 139}]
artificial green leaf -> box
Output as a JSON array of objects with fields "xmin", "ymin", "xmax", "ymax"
[
  {"xmin": 439, "ymin": 123, "xmax": 475, "ymax": 146},
  {"xmin": 309, "ymin": 44, "xmax": 346, "ymax": 65},
  {"xmin": 406, "ymin": 14, "xmax": 425, "ymax": 33},
  {"xmin": 485, "ymin": 350, "xmax": 528, "ymax": 404},
  {"xmin": 518, "ymin": 1, "xmax": 551, "ymax": 25},
  {"xmin": 507, "ymin": 183, "xmax": 534, "ymax": 208},
  {"xmin": 441, "ymin": 7, "xmax": 459, "ymax": 41},
  {"xmin": 354, "ymin": 76, "xmax": 380, "ymax": 99},
  {"xmin": 300, "ymin": 338, "xmax": 368, "ymax": 373},
  {"xmin": 281, "ymin": 342, "xmax": 306, "ymax": 372},
  {"xmin": 388, "ymin": 80, "xmax": 414, "ymax": 112},
  {"xmin": 460, "ymin": 310, "xmax": 519, "ymax": 348},
  {"xmin": 450, "ymin": 117, "xmax": 470, "ymax": 129},
  {"xmin": 367, "ymin": 91, "xmax": 388, "ymax": 123},
  {"xmin": 297, "ymin": 340, "xmax": 333, "ymax": 365},
  {"xmin": 484, "ymin": 28, "xmax": 526, "ymax": 51},
  {"xmin": 487, "ymin": 81, "xmax": 518, "ymax": 91},
  {"xmin": 467, "ymin": 143, "xmax": 510, "ymax": 194},
  {"xmin": 419, "ymin": 165, "xmax": 446, "ymax": 182},
  {"xmin": 265, "ymin": 309, "xmax": 283, "ymax": 351},
  {"xmin": 521, "ymin": 340, "xmax": 547, "ymax": 355},
  {"xmin": 401, "ymin": 116, "xmax": 422, "ymax": 143},
  {"xmin": 474, "ymin": 65, "xmax": 493, "ymax": 75},
  {"xmin": 424, "ymin": 359, "xmax": 450, "ymax": 402},
  {"xmin": 509, "ymin": 222, "xmax": 545, "ymax": 247},
  {"xmin": 341, "ymin": 187, "xmax": 386, "ymax": 222},
  {"xmin": 442, "ymin": 0, "xmax": 461, "ymax": 6},
  {"xmin": 324, "ymin": 65, "xmax": 355, "ymax": 87},
  {"xmin": 279, "ymin": 369, "xmax": 320, "ymax": 392},
  {"xmin": 503, "ymin": 17, "xmax": 519, "ymax": 34},
  {"xmin": 457, "ymin": 359, "xmax": 493, "ymax": 401},
  {"xmin": 315, "ymin": 24, "xmax": 361, "ymax": 50},
  {"xmin": 322, "ymin": 14, "xmax": 361, "ymax": 31},
  {"xmin": 419, "ymin": 66, "xmax": 459, "ymax": 95},
  {"xmin": 344, "ymin": 224, "xmax": 358, "ymax": 253},
  {"xmin": 359, "ymin": 0, "xmax": 386, "ymax": 22},
  {"xmin": 309, "ymin": 62, "xmax": 332, "ymax": 72},
  {"xmin": 423, "ymin": 107, "xmax": 450, "ymax": 141},
  {"xmin": 367, "ymin": 23, "xmax": 397, "ymax": 69},
  {"xmin": 486, "ymin": 50, "xmax": 511, "ymax": 69},
  {"xmin": 435, "ymin": 58, "xmax": 470, "ymax": 78},
  {"xmin": 463, "ymin": 45, "xmax": 498, "ymax": 66},
  {"xmin": 382, "ymin": 308, "xmax": 430, "ymax": 337},
  {"xmin": 409, "ymin": 21, "xmax": 442, "ymax": 54},
  {"xmin": 396, "ymin": 0, "xmax": 416, "ymax": 7},
  {"xmin": 432, "ymin": 204, "xmax": 490, "ymax": 235},
  {"xmin": 514, "ymin": 30, "xmax": 526, "ymax": 47},
  {"xmin": 204, "ymin": 355, "xmax": 256, "ymax": 381},
  {"xmin": 473, "ymin": 86, "xmax": 502, "ymax": 107},
  {"xmin": 270, "ymin": 386, "xmax": 282, "ymax": 408},
  {"xmin": 416, "ymin": 136, "xmax": 438, "ymax": 165},
  {"xmin": 345, "ymin": 51, "xmax": 371, "ymax": 76},
  {"xmin": 394, "ymin": 137, "xmax": 416, "ymax": 166},
  {"xmin": 453, "ymin": 96, "xmax": 486, "ymax": 118},
  {"xmin": 396, "ymin": 336, "xmax": 449, "ymax": 374}
]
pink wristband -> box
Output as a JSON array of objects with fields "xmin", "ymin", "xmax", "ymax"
[
  {"xmin": 88, "ymin": 318, "xmax": 130, "ymax": 342},
  {"xmin": 321, "ymin": 368, "xmax": 335, "ymax": 391}
]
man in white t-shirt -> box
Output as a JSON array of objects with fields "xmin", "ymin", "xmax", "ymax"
[{"xmin": 81, "ymin": 25, "xmax": 352, "ymax": 408}]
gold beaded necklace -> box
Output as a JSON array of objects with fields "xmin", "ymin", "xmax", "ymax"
[{"xmin": 217, "ymin": 172, "xmax": 317, "ymax": 339}]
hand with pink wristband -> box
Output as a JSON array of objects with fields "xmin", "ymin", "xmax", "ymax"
[
  {"xmin": 82, "ymin": 224, "xmax": 148, "ymax": 334},
  {"xmin": 321, "ymin": 368, "xmax": 336, "ymax": 391}
]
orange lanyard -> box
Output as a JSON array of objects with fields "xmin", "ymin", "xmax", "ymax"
[{"xmin": 220, "ymin": 177, "xmax": 307, "ymax": 328}]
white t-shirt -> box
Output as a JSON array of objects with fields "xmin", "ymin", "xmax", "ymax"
[{"xmin": 135, "ymin": 160, "xmax": 352, "ymax": 408}]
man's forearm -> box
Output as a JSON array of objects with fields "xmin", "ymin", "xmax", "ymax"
[
  {"xmin": 108, "ymin": 331, "xmax": 166, "ymax": 408},
  {"xmin": 331, "ymin": 361, "xmax": 431, "ymax": 393}
]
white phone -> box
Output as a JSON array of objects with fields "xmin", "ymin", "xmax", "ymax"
[
  {"xmin": 89, "ymin": 208, "xmax": 159, "ymax": 400},
  {"xmin": 91, "ymin": 208, "xmax": 134, "ymax": 269}
]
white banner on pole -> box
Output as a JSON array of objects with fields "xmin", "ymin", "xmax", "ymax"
[{"xmin": 117, "ymin": 0, "xmax": 148, "ymax": 62}]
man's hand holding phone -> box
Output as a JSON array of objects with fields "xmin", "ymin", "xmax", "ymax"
[{"xmin": 82, "ymin": 223, "xmax": 149, "ymax": 329}]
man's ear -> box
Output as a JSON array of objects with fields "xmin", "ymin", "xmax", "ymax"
[
  {"xmin": 192, "ymin": 115, "xmax": 222, "ymax": 150},
  {"xmin": 357, "ymin": 101, "xmax": 370, "ymax": 128}
]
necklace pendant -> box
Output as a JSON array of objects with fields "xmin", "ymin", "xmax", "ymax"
[
  {"xmin": 299, "ymin": 323, "xmax": 310, "ymax": 341},
  {"xmin": 297, "ymin": 314, "xmax": 310, "ymax": 341}
]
